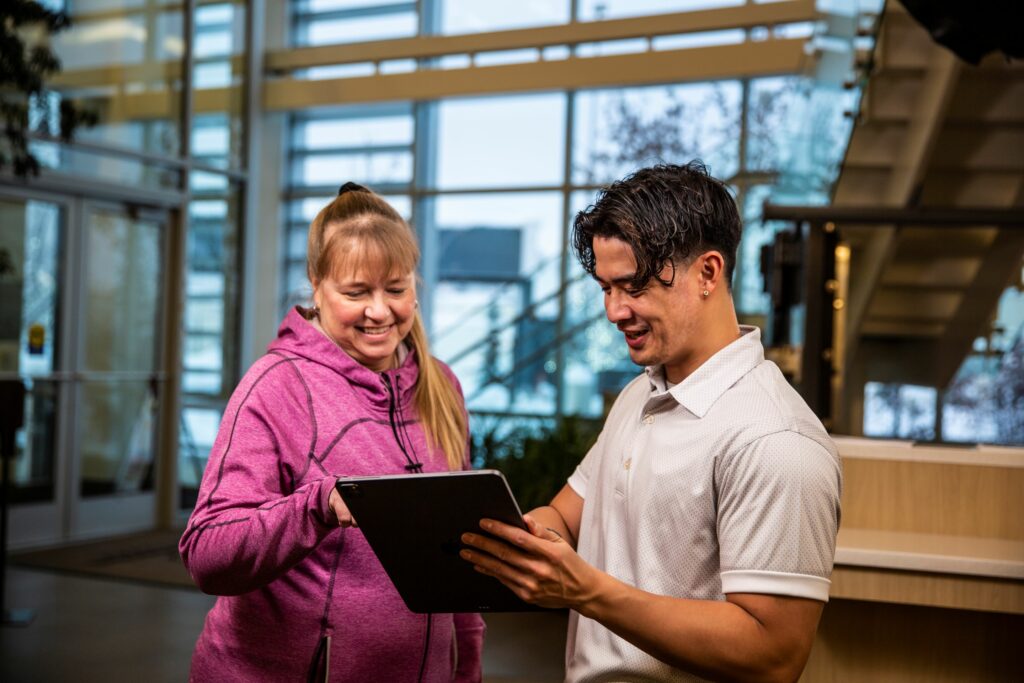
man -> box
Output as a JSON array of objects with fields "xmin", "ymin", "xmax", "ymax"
[{"xmin": 460, "ymin": 162, "xmax": 841, "ymax": 682}]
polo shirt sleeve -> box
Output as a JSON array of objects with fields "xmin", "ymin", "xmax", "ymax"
[
  {"xmin": 567, "ymin": 427, "xmax": 607, "ymax": 500},
  {"xmin": 716, "ymin": 430, "xmax": 841, "ymax": 602}
]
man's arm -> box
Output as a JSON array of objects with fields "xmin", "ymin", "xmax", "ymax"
[
  {"xmin": 520, "ymin": 484, "xmax": 583, "ymax": 548},
  {"xmin": 583, "ymin": 576, "xmax": 822, "ymax": 683},
  {"xmin": 460, "ymin": 518, "xmax": 822, "ymax": 683}
]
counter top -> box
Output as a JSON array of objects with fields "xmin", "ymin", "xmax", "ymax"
[{"xmin": 835, "ymin": 528, "xmax": 1024, "ymax": 580}]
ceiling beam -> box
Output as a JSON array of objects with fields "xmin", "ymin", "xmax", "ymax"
[{"xmin": 264, "ymin": 39, "xmax": 806, "ymax": 109}]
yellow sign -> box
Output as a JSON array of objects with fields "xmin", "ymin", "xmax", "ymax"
[{"xmin": 28, "ymin": 323, "xmax": 45, "ymax": 355}]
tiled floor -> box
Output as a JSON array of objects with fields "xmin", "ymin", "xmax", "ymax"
[{"xmin": 0, "ymin": 566, "xmax": 568, "ymax": 682}]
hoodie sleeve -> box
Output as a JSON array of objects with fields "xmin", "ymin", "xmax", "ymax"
[
  {"xmin": 453, "ymin": 612, "xmax": 486, "ymax": 682},
  {"xmin": 179, "ymin": 358, "xmax": 338, "ymax": 596}
]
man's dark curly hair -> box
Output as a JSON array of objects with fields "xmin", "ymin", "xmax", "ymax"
[{"xmin": 571, "ymin": 161, "xmax": 741, "ymax": 292}]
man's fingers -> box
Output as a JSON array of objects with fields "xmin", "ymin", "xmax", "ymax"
[
  {"xmin": 478, "ymin": 518, "xmax": 552, "ymax": 554},
  {"xmin": 461, "ymin": 532, "xmax": 531, "ymax": 571},
  {"xmin": 523, "ymin": 514, "xmax": 563, "ymax": 542},
  {"xmin": 460, "ymin": 547, "xmax": 521, "ymax": 583}
]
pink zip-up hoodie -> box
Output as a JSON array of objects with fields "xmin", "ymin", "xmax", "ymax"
[{"xmin": 180, "ymin": 308, "xmax": 485, "ymax": 682}]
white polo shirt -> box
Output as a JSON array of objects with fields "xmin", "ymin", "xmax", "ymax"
[{"xmin": 565, "ymin": 326, "xmax": 841, "ymax": 683}]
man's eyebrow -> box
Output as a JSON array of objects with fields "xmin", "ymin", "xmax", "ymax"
[{"xmin": 592, "ymin": 274, "xmax": 638, "ymax": 286}]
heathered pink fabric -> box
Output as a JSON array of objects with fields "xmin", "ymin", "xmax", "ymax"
[{"xmin": 180, "ymin": 307, "xmax": 485, "ymax": 682}]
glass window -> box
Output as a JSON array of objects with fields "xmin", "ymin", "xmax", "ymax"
[
  {"xmin": 440, "ymin": 1, "xmax": 570, "ymax": 35},
  {"xmin": 651, "ymin": 29, "xmax": 746, "ymax": 50},
  {"xmin": 436, "ymin": 94, "xmax": 566, "ymax": 190},
  {"xmin": 736, "ymin": 184, "xmax": 787, "ymax": 315},
  {"xmin": 297, "ymin": 117, "xmax": 415, "ymax": 149},
  {"xmin": 297, "ymin": 151, "xmax": 414, "ymax": 186},
  {"xmin": 428, "ymin": 192, "xmax": 563, "ymax": 414},
  {"xmin": 179, "ymin": 405, "xmax": 223, "ymax": 507},
  {"xmin": 863, "ymin": 383, "xmax": 937, "ymax": 441},
  {"xmin": 576, "ymin": 38, "xmax": 648, "ymax": 57},
  {"xmin": 83, "ymin": 209, "xmax": 162, "ymax": 373},
  {"xmin": 941, "ymin": 285, "xmax": 1024, "ymax": 445},
  {"xmin": 182, "ymin": 179, "xmax": 242, "ymax": 397},
  {"xmin": 0, "ymin": 198, "xmax": 63, "ymax": 504},
  {"xmin": 5, "ymin": 201, "xmax": 63, "ymax": 376},
  {"xmin": 573, "ymin": 82, "xmax": 742, "ymax": 185},
  {"xmin": 746, "ymin": 77, "xmax": 803, "ymax": 173},
  {"xmin": 303, "ymin": 14, "xmax": 418, "ymax": 45},
  {"xmin": 576, "ymin": 0, "xmax": 742, "ymax": 21}
]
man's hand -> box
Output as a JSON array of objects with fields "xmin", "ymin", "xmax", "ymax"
[
  {"xmin": 327, "ymin": 488, "xmax": 357, "ymax": 528},
  {"xmin": 459, "ymin": 514, "xmax": 601, "ymax": 610}
]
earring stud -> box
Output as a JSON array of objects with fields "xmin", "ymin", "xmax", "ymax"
[{"xmin": 702, "ymin": 289, "xmax": 710, "ymax": 297}]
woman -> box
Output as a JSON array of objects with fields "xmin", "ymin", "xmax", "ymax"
[{"xmin": 180, "ymin": 183, "xmax": 485, "ymax": 682}]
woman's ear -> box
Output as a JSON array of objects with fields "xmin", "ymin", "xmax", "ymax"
[{"xmin": 311, "ymin": 280, "xmax": 322, "ymax": 309}]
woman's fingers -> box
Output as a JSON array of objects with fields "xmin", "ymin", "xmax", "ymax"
[{"xmin": 327, "ymin": 488, "xmax": 357, "ymax": 527}]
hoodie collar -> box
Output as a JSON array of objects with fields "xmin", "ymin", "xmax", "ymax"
[
  {"xmin": 645, "ymin": 325, "xmax": 763, "ymax": 418},
  {"xmin": 267, "ymin": 307, "xmax": 420, "ymax": 413}
]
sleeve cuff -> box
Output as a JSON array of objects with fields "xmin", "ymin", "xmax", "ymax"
[
  {"xmin": 316, "ymin": 476, "xmax": 338, "ymax": 528},
  {"xmin": 720, "ymin": 569, "xmax": 831, "ymax": 602},
  {"xmin": 567, "ymin": 469, "xmax": 587, "ymax": 500}
]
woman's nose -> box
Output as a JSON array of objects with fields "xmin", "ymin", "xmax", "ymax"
[{"xmin": 364, "ymin": 293, "xmax": 388, "ymax": 319}]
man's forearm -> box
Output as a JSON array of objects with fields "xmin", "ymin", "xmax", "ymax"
[
  {"xmin": 579, "ymin": 574, "xmax": 822, "ymax": 683},
  {"xmin": 525, "ymin": 506, "xmax": 577, "ymax": 548}
]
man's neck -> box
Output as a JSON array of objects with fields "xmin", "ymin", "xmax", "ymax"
[{"xmin": 664, "ymin": 306, "xmax": 741, "ymax": 384}]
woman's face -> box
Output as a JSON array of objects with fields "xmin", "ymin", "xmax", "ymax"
[{"xmin": 313, "ymin": 266, "xmax": 417, "ymax": 372}]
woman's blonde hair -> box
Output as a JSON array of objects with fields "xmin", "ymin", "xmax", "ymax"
[{"xmin": 307, "ymin": 186, "xmax": 468, "ymax": 471}]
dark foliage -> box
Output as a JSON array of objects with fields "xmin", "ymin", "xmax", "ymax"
[
  {"xmin": 472, "ymin": 416, "xmax": 601, "ymax": 512},
  {"xmin": 1, "ymin": 1, "xmax": 97, "ymax": 177}
]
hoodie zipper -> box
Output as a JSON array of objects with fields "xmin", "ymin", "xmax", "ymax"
[{"xmin": 381, "ymin": 372, "xmax": 422, "ymax": 472}]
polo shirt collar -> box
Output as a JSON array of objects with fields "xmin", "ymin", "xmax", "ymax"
[{"xmin": 644, "ymin": 325, "xmax": 764, "ymax": 418}]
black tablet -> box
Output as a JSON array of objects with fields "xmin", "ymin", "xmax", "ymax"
[{"xmin": 335, "ymin": 469, "xmax": 545, "ymax": 613}]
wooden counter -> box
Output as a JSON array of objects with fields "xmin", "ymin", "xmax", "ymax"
[{"xmin": 800, "ymin": 438, "xmax": 1024, "ymax": 681}]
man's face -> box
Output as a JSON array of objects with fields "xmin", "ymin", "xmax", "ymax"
[{"xmin": 592, "ymin": 235, "xmax": 702, "ymax": 381}]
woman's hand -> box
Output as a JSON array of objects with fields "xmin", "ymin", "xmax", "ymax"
[{"xmin": 327, "ymin": 488, "xmax": 358, "ymax": 528}]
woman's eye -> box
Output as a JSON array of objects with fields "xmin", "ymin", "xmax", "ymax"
[
  {"xmin": 387, "ymin": 288, "xmax": 406, "ymax": 295},
  {"xmin": 344, "ymin": 291, "xmax": 365, "ymax": 298}
]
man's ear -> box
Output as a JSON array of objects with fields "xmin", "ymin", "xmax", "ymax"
[{"xmin": 698, "ymin": 251, "xmax": 726, "ymax": 293}]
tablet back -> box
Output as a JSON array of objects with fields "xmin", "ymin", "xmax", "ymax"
[{"xmin": 336, "ymin": 469, "xmax": 545, "ymax": 613}]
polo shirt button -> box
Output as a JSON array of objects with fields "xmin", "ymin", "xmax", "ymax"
[{"xmin": 643, "ymin": 414, "xmax": 654, "ymax": 424}]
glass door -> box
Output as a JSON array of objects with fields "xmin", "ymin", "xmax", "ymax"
[
  {"xmin": 2, "ymin": 193, "xmax": 171, "ymax": 546},
  {"xmin": 72, "ymin": 202, "xmax": 167, "ymax": 537},
  {"xmin": 0, "ymin": 196, "xmax": 65, "ymax": 547}
]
